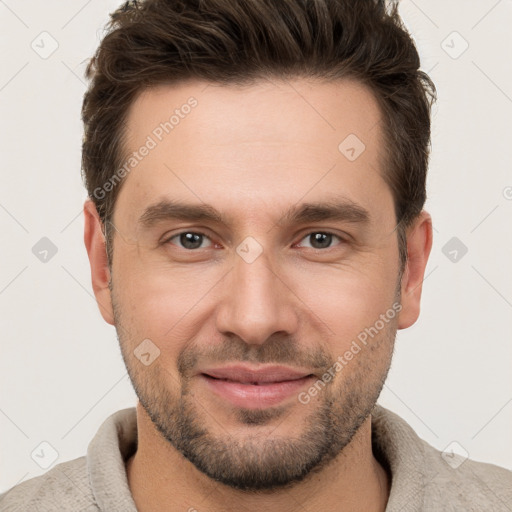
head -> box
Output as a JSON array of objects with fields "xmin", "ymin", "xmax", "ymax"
[{"xmin": 83, "ymin": 0, "xmax": 435, "ymax": 491}]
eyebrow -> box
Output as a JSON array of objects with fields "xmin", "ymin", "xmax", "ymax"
[{"xmin": 138, "ymin": 197, "xmax": 371, "ymax": 229}]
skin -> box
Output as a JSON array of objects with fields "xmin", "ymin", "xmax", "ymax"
[{"xmin": 84, "ymin": 77, "xmax": 432, "ymax": 512}]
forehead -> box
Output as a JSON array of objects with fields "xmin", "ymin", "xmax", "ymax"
[
  {"xmin": 114, "ymin": 77, "xmax": 390, "ymax": 228},
  {"xmin": 124, "ymin": 77, "xmax": 383, "ymax": 149}
]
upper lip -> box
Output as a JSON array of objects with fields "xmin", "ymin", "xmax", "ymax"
[{"xmin": 200, "ymin": 364, "xmax": 314, "ymax": 383}]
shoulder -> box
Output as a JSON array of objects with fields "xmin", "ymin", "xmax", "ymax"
[
  {"xmin": 371, "ymin": 405, "xmax": 512, "ymax": 511},
  {"xmin": 0, "ymin": 456, "xmax": 99, "ymax": 511},
  {"xmin": 419, "ymin": 437, "xmax": 512, "ymax": 511},
  {"xmin": 0, "ymin": 407, "xmax": 137, "ymax": 512}
]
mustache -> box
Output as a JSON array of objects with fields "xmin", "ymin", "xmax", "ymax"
[{"xmin": 177, "ymin": 334, "xmax": 332, "ymax": 378}]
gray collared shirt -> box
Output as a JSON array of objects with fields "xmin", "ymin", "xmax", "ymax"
[{"xmin": 1, "ymin": 404, "xmax": 511, "ymax": 511}]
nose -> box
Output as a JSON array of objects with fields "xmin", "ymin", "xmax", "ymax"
[{"xmin": 215, "ymin": 245, "xmax": 299, "ymax": 345}]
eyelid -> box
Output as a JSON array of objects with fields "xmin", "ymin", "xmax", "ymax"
[
  {"xmin": 162, "ymin": 230, "xmax": 214, "ymax": 248},
  {"xmin": 294, "ymin": 230, "xmax": 347, "ymax": 249},
  {"xmin": 162, "ymin": 229, "xmax": 348, "ymax": 250}
]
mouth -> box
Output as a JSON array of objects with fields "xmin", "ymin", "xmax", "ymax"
[{"xmin": 198, "ymin": 365, "xmax": 316, "ymax": 409}]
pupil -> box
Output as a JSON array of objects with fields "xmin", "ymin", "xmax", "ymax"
[
  {"xmin": 178, "ymin": 233, "xmax": 331, "ymax": 250},
  {"xmin": 311, "ymin": 233, "xmax": 331, "ymax": 249},
  {"xmin": 181, "ymin": 232, "xmax": 202, "ymax": 249}
]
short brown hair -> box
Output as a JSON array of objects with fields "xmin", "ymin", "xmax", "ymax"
[{"xmin": 81, "ymin": 0, "xmax": 436, "ymax": 271}]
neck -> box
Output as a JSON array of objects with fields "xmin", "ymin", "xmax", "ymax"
[{"xmin": 126, "ymin": 402, "xmax": 390, "ymax": 512}]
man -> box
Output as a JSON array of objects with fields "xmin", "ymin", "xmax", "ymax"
[{"xmin": 1, "ymin": 0, "xmax": 511, "ymax": 511}]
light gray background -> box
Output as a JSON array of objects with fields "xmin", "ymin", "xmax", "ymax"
[{"xmin": 1, "ymin": 0, "xmax": 511, "ymax": 492}]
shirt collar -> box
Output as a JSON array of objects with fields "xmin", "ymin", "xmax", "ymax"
[
  {"xmin": 372, "ymin": 404, "xmax": 428, "ymax": 511},
  {"xmin": 87, "ymin": 407, "xmax": 138, "ymax": 512},
  {"xmin": 86, "ymin": 404, "xmax": 427, "ymax": 511}
]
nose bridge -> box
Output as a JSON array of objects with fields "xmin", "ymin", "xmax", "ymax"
[{"xmin": 215, "ymin": 237, "xmax": 298, "ymax": 345}]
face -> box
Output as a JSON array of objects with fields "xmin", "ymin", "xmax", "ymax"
[{"xmin": 97, "ymin": 78, "xmax": 410, "ymax": 490}]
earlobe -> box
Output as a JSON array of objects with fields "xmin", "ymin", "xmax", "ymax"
[
  {"xmin": 397, "ymin": 210, "xmax": 433, "ymax": 330},
  {"xmin": 83, "ymin": 199, "xmax": 115, "ymax": 325}
]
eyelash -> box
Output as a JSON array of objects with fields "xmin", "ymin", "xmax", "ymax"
[{"xmin": 162, "ymin": 230, "xmax": 347, "ymax": 251}]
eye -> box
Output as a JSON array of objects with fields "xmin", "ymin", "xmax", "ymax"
[
  {"xmin": 162, "ymin": 230, "xmax": 345, "ymax": 251},
  {"xmin": 164, "ymin": 231, "xmax": 213, "ymax": 250},
  {"xmin": 296, "ymin": 231, "xmax": 345, "ymax": 250}
]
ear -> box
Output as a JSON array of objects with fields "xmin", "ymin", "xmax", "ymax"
[
  {"xmin": 397, "ymin": 210, "xmax": 433, "ymax": 329},
  {"xmin": 83, "ymin": 198, "xmax": 115, "ymax": 325}
]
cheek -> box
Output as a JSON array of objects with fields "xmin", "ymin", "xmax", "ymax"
[
  {"xmin": 292, "ymin": 262, "xmax": 398, "ymax": 344},
  {"xmin": 114, "ymin": 251, "xmax": 220, "ymax": 344},
  {"xmin": 114, "ymin": 236, "xmax": 399, "ymax": 346}
]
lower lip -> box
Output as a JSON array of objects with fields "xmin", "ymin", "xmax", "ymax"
[{"xmin": 200, "ymin": 374, "xmax": 314, "ymax": 409}]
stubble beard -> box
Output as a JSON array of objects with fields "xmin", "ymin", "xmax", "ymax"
[{"xmin": 113, "ymin": 293, "xmax": 397, "ymax": 492}]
